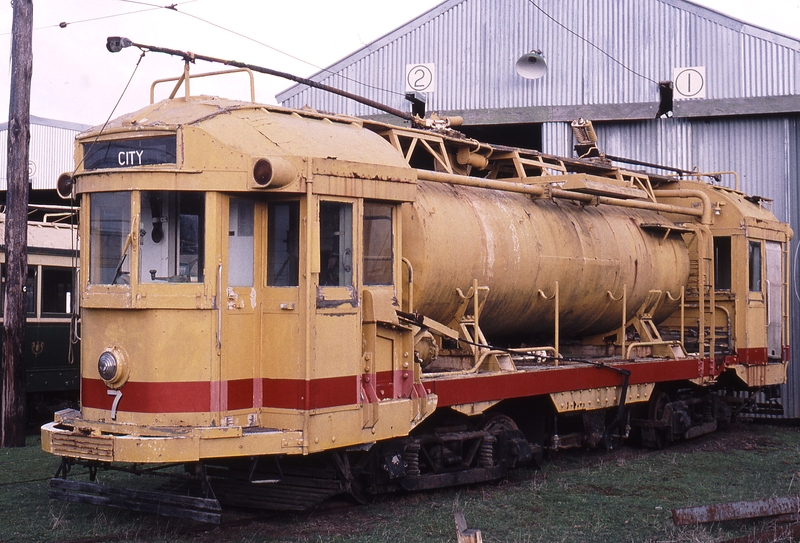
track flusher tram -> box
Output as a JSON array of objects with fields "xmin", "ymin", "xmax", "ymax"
[{"xmin": 43, "ymin": 68, "xmax": 792, "ymax": 522}]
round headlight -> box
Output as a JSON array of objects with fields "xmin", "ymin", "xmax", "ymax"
[
  {"xmin": 98, "ymin": 351, "xmax": 118, "ymax": 381},
  {"xmin": 97, "ymin": 347, "xmax": 129, "ymax": 388}
]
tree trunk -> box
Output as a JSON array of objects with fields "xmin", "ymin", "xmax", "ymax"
[{"xmin": 2, "ymin": 0, "xmax": 33, "ymax": 448}]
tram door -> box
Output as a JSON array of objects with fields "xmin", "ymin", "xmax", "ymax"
[
  {"xmin": 220, "ymin": 197, "xmax": 260, "ymax": 418},
  {"xmin": 261, "ymin": 200, "xmax": 302, "ymax": 414},
  {"xmin": 765, "ymin": 241, "xmax": 783, "ymax": 359},
  {"xmin": 313, "ymin": 199, "xmax": 361, "ymax": 409}
]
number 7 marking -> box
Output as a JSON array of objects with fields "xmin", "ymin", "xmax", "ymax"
[{"xmin": 107, "ymin": 389, "xmax": 123, "ymax": 420}]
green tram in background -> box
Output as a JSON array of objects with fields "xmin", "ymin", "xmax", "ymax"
[{"xmin": 0, "ymin": 211, "xmax": 79, "ymax": 420}]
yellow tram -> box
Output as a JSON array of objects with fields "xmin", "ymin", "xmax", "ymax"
[{"xmin": 42, "ymin": 69, "xmax": 791, "ymax": 521}]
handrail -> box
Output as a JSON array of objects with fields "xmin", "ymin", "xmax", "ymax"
[
  {"xmin": 401, "ymin": 257, "xmax": 414, "ymax": 313},
  {"xmin": 537, "ymin": 281, "xmax": 559, "ymax": 362},
  {"xmin": 607, "ymin": 285, "xmax": 627, "ymax": 358},
  {"xmin": 421, "ymin": 346, "xmax": 559, "ymax": 379},
  {"xmin": 151, "ymin": 67, "xmax": 256, "ymax": 104},
  {"xmin": 666, "ymin": 286, "xmax": 686, "ymax": 351},
  {"xmin": 690, "ymin": 170, "xmax": 741, "ymax": 192},
  {"xmin": 415, "ymin": 169, "xmax": 710, "ymax": 223},
  {"xmin": 626, "ymin": 340, "xmax": 681, "ymax": 359}
]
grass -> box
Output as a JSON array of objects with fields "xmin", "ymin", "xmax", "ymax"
[{"xmin": 2, "ymin": 423, "xmax": 800, "ymax": 542}]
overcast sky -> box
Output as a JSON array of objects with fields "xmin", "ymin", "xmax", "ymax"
[{"xmin": 2, "ymin": 0, "xmax": 800, "ymax": 126}]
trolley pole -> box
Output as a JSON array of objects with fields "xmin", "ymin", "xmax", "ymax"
[{"xmin": 2, "ymin": 0, "xmax": 33, "ymax": 448}]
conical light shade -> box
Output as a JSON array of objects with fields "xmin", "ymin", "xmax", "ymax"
[{"xmin": 515, "ymin": 51, "xmax": 547, "ymax": 79}]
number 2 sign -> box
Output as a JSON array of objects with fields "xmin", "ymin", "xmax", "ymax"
[{"xmin": 406, "ymin": 63, "xmax": 436, "ymax": 93}]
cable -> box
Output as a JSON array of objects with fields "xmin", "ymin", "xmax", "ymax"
[
  {"xmin": 0, "ymin": 7, "xmax": 159, "ymax": 35},
  {"xmin": 63, "ymin": 50, "xmax": 147, "ymax": 350},
  {"xmin": 0, "ymin": 1, "xmax": 194, "ymax": 35},
  {"xmin": 1, "ymin": 0, "xmax": 403, "ymax": 100},
  {"xmin": 166, "ymin": 8, "xmax": 405, "ymax": 98},
  {"xmin": 73, "ymin": 51, "xmax": 146, "ymax": 174},
  {"xmin": 526, "ymin": 0, "xmax": 658, "ymax": 85},
  {"xmin": 114, "ymin": 0, "xmax": 180, "ymax": 7}
]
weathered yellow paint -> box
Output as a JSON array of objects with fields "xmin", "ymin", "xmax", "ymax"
[
  {"xmin": 305, "ymin": 397, "xmax": 436, "ymax": 454},
  {"xmin": 731, "ymin": 362, "xmax": 787, "ymax": 387},
  {"xmin": 450, "ymin": 401, "xmax": 501, "ymax": 417},
  {"xmin": 313, "ymin": 312, "xmax": 360, "ymax": 379},
  {"xmin": 43, "ymin": 420, "xmax": 305, "ymax": 463},
  {"xmin": 657, "ymin": 181, "xmax": 792, "ymax": 359},
  {"xmin": 260, "ymin": 305, "xmax": 303, "ymax": 380},
  {"xmin": 79, "ymin": 405, "xmax": 215, "ymax": 427},
  {"xmin": 81, "ymin": 309, "xmax": 215, "ymax": 383},
  {"xmin": 403, "ymin": 181, "xmax": 689, "ymax": 340},
  {"xmin": 550, "ymin": 384, "xmax": 654, "ymax": 413}
]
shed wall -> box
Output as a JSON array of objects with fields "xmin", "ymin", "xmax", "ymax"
[
  {"xmin": 280, "ymin": 0, "xmax": 800, "ymax": 119},
  {"xmin": 0, "ymin": 117, "xmax": 84, "ymax": 191}
]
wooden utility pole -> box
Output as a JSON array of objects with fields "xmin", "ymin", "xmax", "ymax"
[{"xmin": 2, "ymin": 0, "xmax": 33, "ymax": 448}]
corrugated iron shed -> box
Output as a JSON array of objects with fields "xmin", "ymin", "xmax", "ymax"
[
  {"xmin": 278, "ymin": 0, "xmax": 800, "ymax": 417},
  {"xmin": 0, "ymin": 116, "xmax": 89, "ymax": 191},
  {"xmin": 277, "ymin": 0, "xmax": 800, "ymax": 119}
]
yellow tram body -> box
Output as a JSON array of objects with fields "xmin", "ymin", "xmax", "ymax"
[{"xmin": 43, "ymin": 97, "xmax": 436, "ymax": 464}]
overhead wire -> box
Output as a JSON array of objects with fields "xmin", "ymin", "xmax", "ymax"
[
  {"xmin": 0, "ymin": 1, "xmax": 195, "ymax": 35},
  {"xmin": 103, "ymin": 0, "xmax": 403, "ymax": 98},
  {"xmin": 64, "ymin": 48, "xmax": 148, "ymax": 347},
  {"xmin": 159, "ymin": 5, "xmax": 406, "ymax": 98},
  {"xmin": 114, "ymin": 0, "xmax": 181, "ymax": 7},
  {"xmin": 526, "ymin": 0, "xmax": 658, "ymax": 85},
  {"xmin": 1, "ymin": 0, "xmax": 404, "ymax": 99},
  {"xmin": 1, "ymin": 7, "xmax": 160, "ymax": 35}
]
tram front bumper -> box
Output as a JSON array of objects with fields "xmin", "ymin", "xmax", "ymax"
[{"xmin": 41, "ymin": 409, "xmax": 304, "ymax": 464}]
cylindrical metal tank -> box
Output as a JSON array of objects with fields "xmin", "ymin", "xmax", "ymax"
[{"xmin": 403, "ymin": 181, "xmax": 690, "ymax": 341}]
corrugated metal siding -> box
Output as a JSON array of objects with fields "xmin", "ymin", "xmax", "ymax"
[
  {"xmin": 542, "ymin": 122, "xmax": 573, "ymax": 156},
  {"xmin": 280, "ymin": 0, "xmax": 800, "ymax": 116},
  {"xmin": 589, "ymin": 117, "xmax": 791, "ymax": 217},
  {"xmin": 553, "ymin": 117, "xmax": 794, "ymax": 217},
  {"xmin": 0, "ymin": 117, "xmax": 84, "ymax": 191}
]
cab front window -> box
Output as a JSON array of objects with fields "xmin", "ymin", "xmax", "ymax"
[
  {"xmin": 89, "ymin": 192, "xmax": 131, "ymax": 285},
  {"xmin": 319, "ymin": 202, "xmax": 353, "ymax": 287},
  {"xmin": 749, "ymin": 240, "xmax": 762, "ymax": 293},
  {"xmin": 363, "ymin": 202, "xmax": 393, "ymax": 286},
  {"xmin": 139, "ymin": 191, "xmax": 205, "ymax": 283}
]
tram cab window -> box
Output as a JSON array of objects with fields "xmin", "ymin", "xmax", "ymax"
[
  {"xmin": 714, "ymin": 237, "xmax": 731, "ymax": 290},
  {"xmin": 139, "ymin": 191, "xmax": 205, "ymax": 283},
  {"xmin": 749, "ymin": 240, "xmax": 762, "ymax": 292},
  {"xmin": 363, "ymin": 202, "xmax": 393, "ymax": 286},
  {"xmin": 89, "ymin": 192, "xmax": 131, "ymax": 285},
  {"xmin": 41, "ymin": 267, "xmax": 73, "ymax": 315},
  {"xmin": 267, "ymin": 201, "xmax": 300, "ymax": 287},
  {"xmin": 228, "ymin": 198, "xmax": 255, "ymax": 287},
  {"xmin": 319, "ymin": 202, "xmax": 353, "ymax": 287}
]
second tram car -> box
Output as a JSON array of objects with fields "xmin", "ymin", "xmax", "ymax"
[
  {"xmin": 42, "ymin": 70, "xmax": 791, "ymax": 521},
  {"xmin": 0, "ymin": 214, "xmax": 79, "ymax": 416}
]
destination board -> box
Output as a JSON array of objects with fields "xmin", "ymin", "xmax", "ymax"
[{"xmin": 83, "ymin": 136, "xmax": 177, "ymax": 170}]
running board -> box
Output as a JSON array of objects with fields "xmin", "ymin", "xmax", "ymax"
[{"xmin": 48, "ymin": 478, "xmax": 222, "ymax": 524}]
